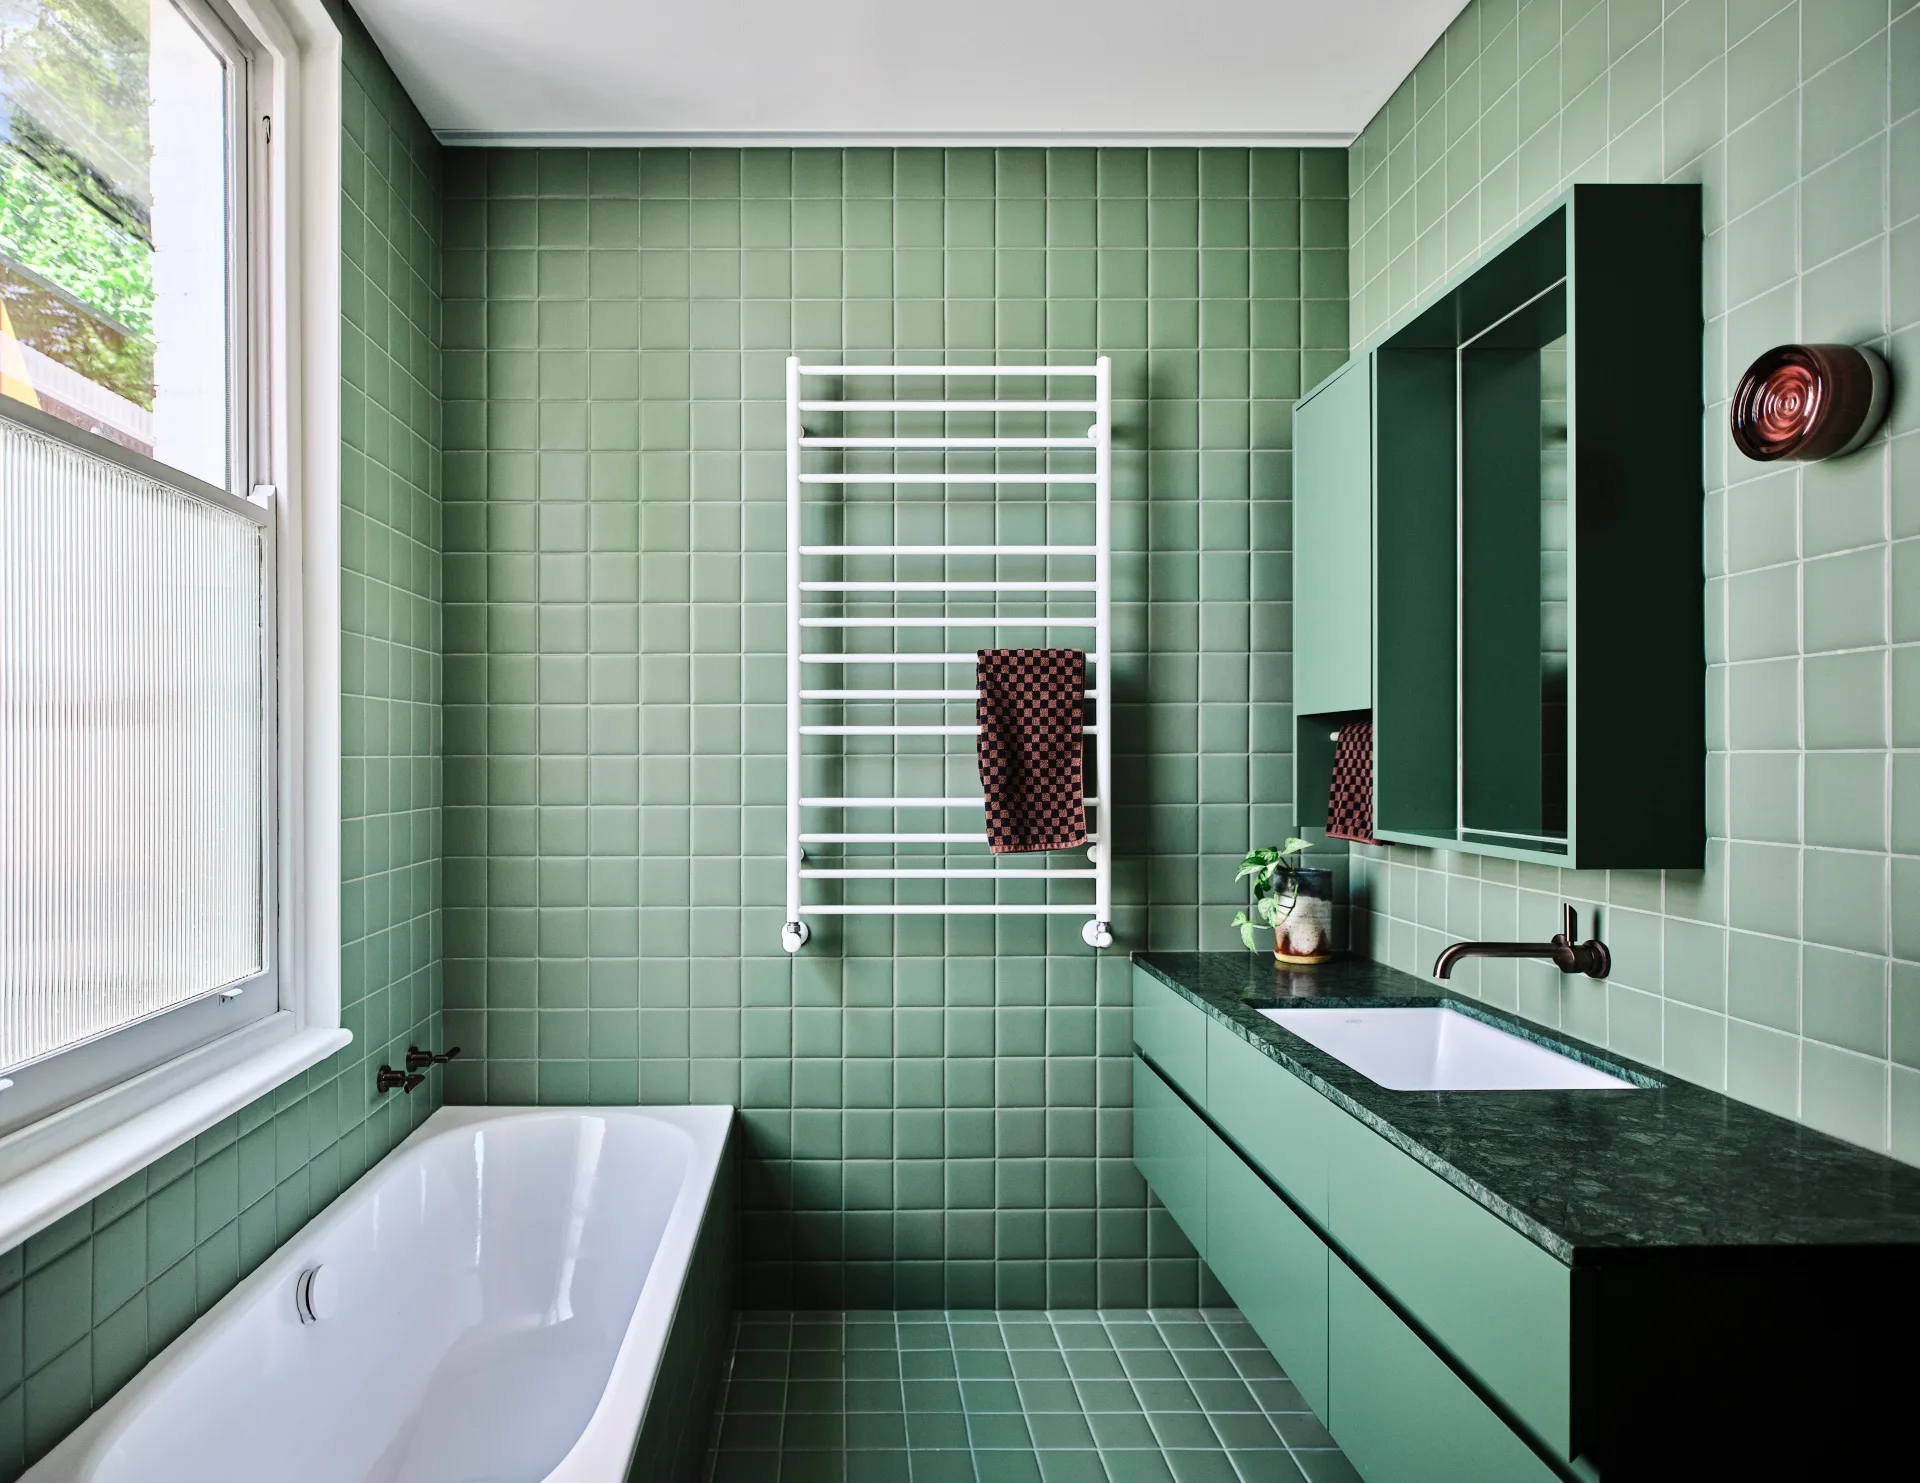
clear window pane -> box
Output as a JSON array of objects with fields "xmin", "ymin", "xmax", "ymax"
[{"xmin": 0, "ymin": 0, "xmax": 233, "ymax": 490}]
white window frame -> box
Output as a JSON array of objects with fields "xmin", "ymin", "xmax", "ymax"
[{"xmin": 0, "ymin": 0, "xmax": 347, "ymax": 1252}]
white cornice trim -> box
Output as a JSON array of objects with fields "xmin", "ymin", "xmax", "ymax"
[{"xmin": 435, "ymin": 128, "xmax": 1358, "ymax": 150}]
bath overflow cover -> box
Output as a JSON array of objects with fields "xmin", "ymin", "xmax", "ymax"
[{"xmin": 296, "ymin": 1266, "xmax": 338, "ymax": 1324}]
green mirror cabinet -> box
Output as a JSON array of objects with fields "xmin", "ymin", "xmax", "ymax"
[{"xmin": 1294, "ymin": 184, "xmax": 1704, "ymax": 870}]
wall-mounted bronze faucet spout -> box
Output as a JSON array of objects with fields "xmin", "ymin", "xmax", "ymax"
[{"xmin": 1433, "ymin": 903, "xmax": 1610, "ymax": 980}]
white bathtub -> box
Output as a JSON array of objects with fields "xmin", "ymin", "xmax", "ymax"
[{"xmin": 25, "ymin": 1105, "xmax": 735, "ymax": 1483}]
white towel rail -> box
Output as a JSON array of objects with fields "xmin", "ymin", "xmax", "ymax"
[
  {"xmin": 795, "ymin": 364, "xmax": 1098, "ymax": 377},
  {"xmin": 800, "ymin": 689, "xmax": 1102, "ymax": 701},
  {"xmin": 783, "ymin": 357, "xmax": 1114, "ymax": 953},
  {"xmin": 799, "ymin": 546, "xmax": 1097, "ymax": 556},
  {"xmin": 804, "ymin": 905, "xmax": 1096, "ymax": 916},
  {"xmin": 800, "ymin": 581, "xmax": 1097, "ymax": 594},
  {"xmin": 799, "ymin": 435, "xmax": 1097, "ymax": 449},
  {"xmin": 801, "ymin": 723, "xmax": 1102, "ymax": 736},
  {"xmin": 799, "ymin": 796, "xmax": 1103, "ymax": 808},
  {"xmin": 802, "ymin": 868, "xmax": 1097, "ymax": 880},
  {"xmin": 798, "ymin": 400, "xmax": 1098, "ymax": 413},
  {"xmin": 799, "ymin": 653, "xmax": 1049, "ymax": 665},
  {"xmin": 801, "ymin": 832, "xmax": 1102, "ymax": 844},
  {"xmin": 798, "ymin": 474, "xmax": 1098, "ymax": 485},
  {"xmin": 799, "ymin": 616, "xmax": 1100, "ymax": 629}
]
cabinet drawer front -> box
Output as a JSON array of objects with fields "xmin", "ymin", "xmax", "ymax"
[
  {"xmin": 1133, "ymin": 1054, "xmax": 1206, "ymax": 1252},
  {"xmin": 1206, "ymin": 1019, "xmax": 1330, "ymax": 1224},
  {"xmin": 1329, "ymin": 1263, "xmax": 1558, "ymax": 1483},
  {"xmin": 1133, "ymin": 967, "xmax": 1207, "ymax": 1100},
  {"xmin": 1328, "ymin": 1114, "xmax": 1571, "ymax": 1455},
  {"xmin": 1206, "ymin": 1134, "xmax": 1329, "ymax": 1421}
]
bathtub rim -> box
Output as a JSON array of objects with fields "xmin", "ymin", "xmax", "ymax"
[{"xmin": 20, "ymin": 1102, "xmax": 735, "ymax": 1483}]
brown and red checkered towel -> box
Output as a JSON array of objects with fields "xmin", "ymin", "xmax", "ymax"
[
  {"xmin": 976, "ymin": 649, "xmax": 1088, "ymax": 855},
  {"xmin": 1327, "ymin": 716, "xmax": 1381, "ymax": 844}
]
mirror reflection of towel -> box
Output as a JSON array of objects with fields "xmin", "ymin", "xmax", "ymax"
[{"xmin": 976, "ymin": 649, "xmax": 1088, "ymax": 855}]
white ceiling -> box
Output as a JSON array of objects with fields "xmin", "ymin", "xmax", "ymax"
[{"xmin": 353, "ymin": 0, "xmax": 1466, "ymax": 147}]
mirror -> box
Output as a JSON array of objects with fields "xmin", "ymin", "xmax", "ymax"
[{"xmin": 1459, "ymin": 283, "xmax": 1569, "ymax": 852}]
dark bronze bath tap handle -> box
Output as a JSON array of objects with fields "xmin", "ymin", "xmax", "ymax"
[
  {"xmin": 376, "ymin": 1065, "xmax": 424, "ymax": 1094},
  {"xmin": 405, "ymin": 1045, "xmax": 463, "ymax": 1073}
]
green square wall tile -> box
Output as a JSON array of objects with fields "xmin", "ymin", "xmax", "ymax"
[
  {"xmin": 1803, "ymin": 1042, "xmax": 1889, "ymax": 1148},
  {"xmin": 1304, "ymin": 0, "xmax": 1920, "ymax": 1157},
  {"xmin": 1804, "ymin": 945, "xmax": 1889, "ymax": 1057}
]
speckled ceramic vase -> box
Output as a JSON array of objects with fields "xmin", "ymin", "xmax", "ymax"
[{"xmin": 1272, "ymin": 867, "xmax": 1335, "ymax": 964}]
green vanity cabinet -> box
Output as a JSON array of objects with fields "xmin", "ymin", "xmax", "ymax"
[
  {"xmin": 1131, "ymin": 971, "xmax": 1575, "ymax": 1483},
  {"xmin": 1132, "ymin": 1055, "xmax": 1208, "ymax": 1253},
  {"xmin": 1207, "ymin": 1019, "xmax": 1328, "ymax": 1224},
  {"xmin": 1293, "ymin": 353, "xmax": 1372, "ymax": 717},
  {"xmin": 1206, "ymin": 1129, "xmax": 1330, "ymax": 1419},
  {"xmin": 1329, "ymin": 1264, "xmax": 1559, "ymax": 1483},
  {"xmin": 1327, "ymin": 1106, "xmax": 1571, "ymax": 1456},
  {"xmin": 1134, "ymin": 972, "xmax": 1206, "ymax": 1100}
]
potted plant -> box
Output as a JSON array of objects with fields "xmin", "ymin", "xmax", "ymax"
[{"xmin": 1232, "ymin": 839, "xmax": 1335, "ymax": 964}]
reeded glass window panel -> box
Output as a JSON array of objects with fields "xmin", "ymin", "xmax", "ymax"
[
  {"xmin": 0, "ymin": 0, "xmax": 235, "ymax": 489},
  {"xmin": 0, "ymin": 413, "xmax": 263, "ymax": 1074}
]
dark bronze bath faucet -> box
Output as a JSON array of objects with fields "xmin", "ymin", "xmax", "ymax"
[
  {"xmin": 376, "ymin": 1046, "xmax": 461, "ymax": 1093},
  {"xmin": 1433, "ymin": 903, "xmax": 1610, "ymax": 981}
]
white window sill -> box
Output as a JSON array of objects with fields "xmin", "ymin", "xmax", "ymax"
[{"xmin": 0, "ymin": 1017, "xmax": 350, "ymax": 1252}]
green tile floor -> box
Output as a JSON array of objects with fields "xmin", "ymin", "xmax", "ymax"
[{"xmin": 703, "ymin": 1309, "xmax": 1356, "ymax": 1482}]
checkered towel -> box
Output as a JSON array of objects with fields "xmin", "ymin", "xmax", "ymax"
[
  {"xmin": 976, "ymin": 649, "xmax": 1088, "ymax": 855},
  {"xmin": 1327, "ymin": 717, "xmax": 1382, "ymax": 845}
]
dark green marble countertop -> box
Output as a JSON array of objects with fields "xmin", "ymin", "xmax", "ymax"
[{"xmin": 1134, "ymin": 951, "xmax": 1920, "ymax": 1265}]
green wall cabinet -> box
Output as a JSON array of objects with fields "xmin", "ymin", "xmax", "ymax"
[
  {"xmin": 1364, "ymin": 184, "xmax": 1704, "ymax": 869},
  {"xmin": 1293, "ymin": 355, "xmax": 1373, "ymax": 717}
]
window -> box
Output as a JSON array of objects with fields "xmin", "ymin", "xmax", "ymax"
[
  {"xmin": 0, "ymin": 0, "xmax": 346, "ymax": 1249},
  {"xmin": 0, "ymin": 0, "xmax": 240, "ymax": 488}
]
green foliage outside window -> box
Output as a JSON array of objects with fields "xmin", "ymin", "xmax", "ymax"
[{"xmin": 0, "ymin": 142, "xmax": 152, "ymax": 341}]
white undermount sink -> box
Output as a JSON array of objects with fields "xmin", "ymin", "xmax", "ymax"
[{"xmin": 1258, "ymin": 1006, "xmax": 1638, "ymax": 1091}]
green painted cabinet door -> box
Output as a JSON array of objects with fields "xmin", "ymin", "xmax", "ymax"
[
  {"xmin": 1133, "ymin": 967, "xmax": 1207, "ymax": 1101},
  {"xmin": 1206, "ymin": 1133, "xmax": 1330, "ymax": 1421},
  {"xmin": 1326, "ymin": 1111, "xmax": 1571, "ymax": 1455},
  {"xmin": 1328, "ymin": 1263, "xmax": 1558, "ymax": 1483},
  {"xmin": 1206, "ymin": 1019, "xmax": 1330, "ymax": 1225},
  {"xmin": 1293, "ymin": 355, "xmax": 1373, "ymax": 716},
  {"xmin": 1132, "ymin": 1054, "xmax": 1206, "ymax": 1254}
]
